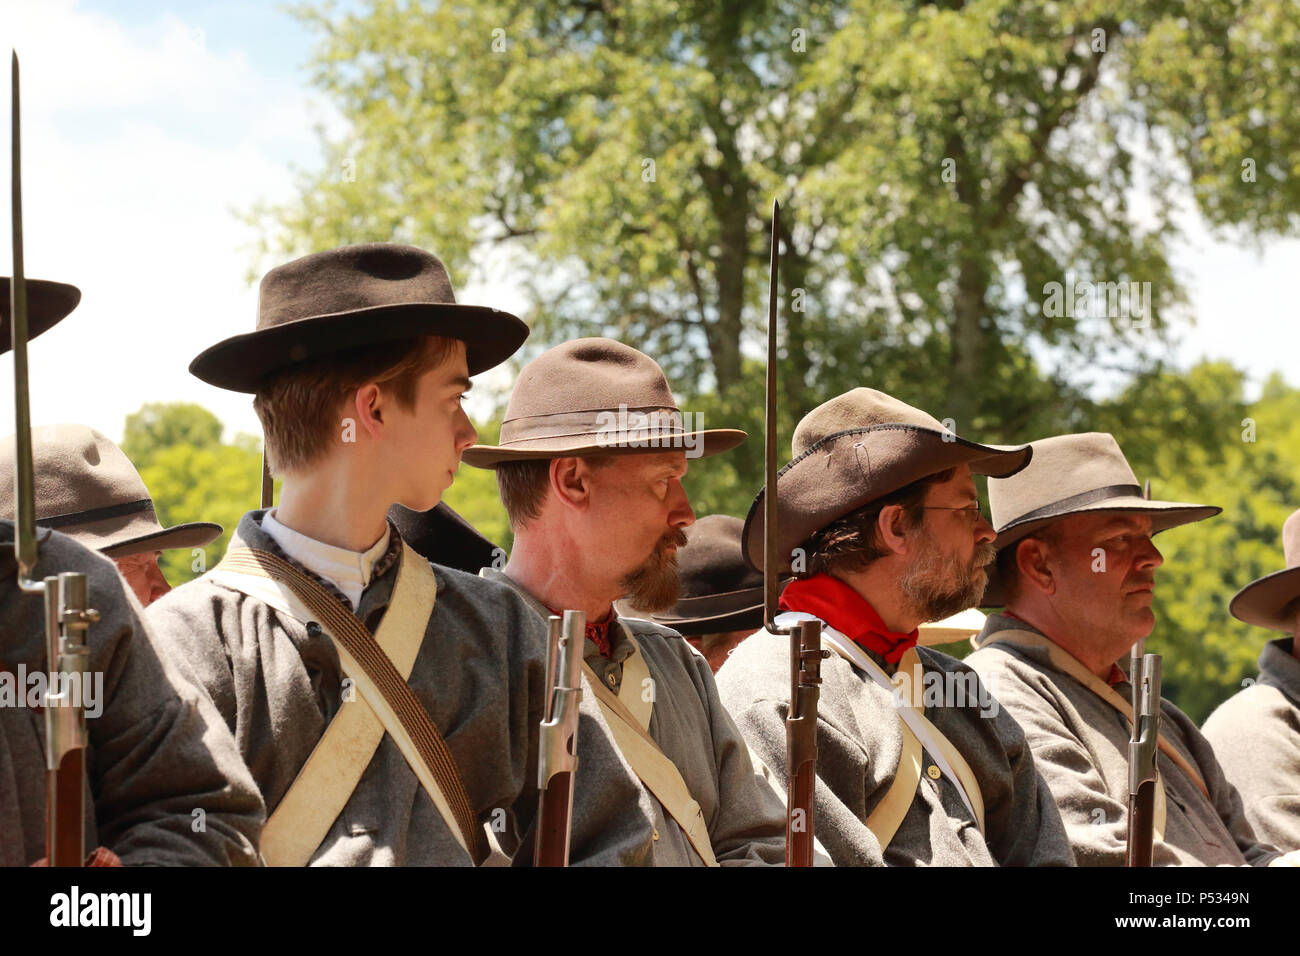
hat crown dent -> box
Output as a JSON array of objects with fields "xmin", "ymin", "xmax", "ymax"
[
  {"xmin": 792, "ymin": 388, "xmax": 950, "ymax": 456},
  {"xmin": 504, "ymin": 337, "xmax": 678, "ymax": 421},
  {"xmin": 0, "ymin": 424, "xmax": 150, "ymax": 520},
  {"xmin": 257, "ymin": 243, "xmax": 459, "ymax": 330},
  {"xmin": 989, "ymin": 431, "xmax": 1136, "ymax": 528}
]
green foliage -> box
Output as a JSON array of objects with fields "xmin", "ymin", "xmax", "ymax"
[{"xmin": 123, "ymin": 403, "xmax": 267, "ymax": 587}]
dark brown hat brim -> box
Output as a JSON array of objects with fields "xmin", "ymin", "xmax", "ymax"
[
  {"xmin": 463, "ymin": 428, "xmax": 747, "ymax": 468},
  {"xmin": 0, "ymin": 279, "xmax": 81, "ymax": 356},
  {"xmin": 649, "ymin": 585, "xmax": 774, "ymax": 636},
  {"xmin": 1229, "ymin": 567, "xmax": 1300, "ymax": 633},
  {"xmin": 980, "ymin": 497, "xmax": 1220, "ymax": 607},
  {"xmin": 189, "ymin": 302, "xmax": 528, "ymax": 393},
  {"xmin": 742, "ymin": 425, "xmax": 1033, "ymax": 572},
  {"xmin": 98, "ymin": 521, "xmax": 224, "ymax": 559}
]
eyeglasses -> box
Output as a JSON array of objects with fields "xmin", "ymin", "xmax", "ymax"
[{"xmin": 920, "ymin": 505, "xmax": 989, "ymax": 525}]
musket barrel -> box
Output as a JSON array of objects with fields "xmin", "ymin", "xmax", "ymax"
[{"xmin": 764, "ymin": 198, "xmax": 782, "ymax": 632}]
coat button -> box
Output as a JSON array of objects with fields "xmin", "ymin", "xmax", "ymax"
[
  {"xmin": 652, "ymin": 828, "xmax": 660, "ymax": 841},
  {"xmin": 927, "ymin": 765, "xmax": 942, "ymax": 780},
  {"xmin": 606, "ymin": 672, "xmax": 618, "ymax": 689}
]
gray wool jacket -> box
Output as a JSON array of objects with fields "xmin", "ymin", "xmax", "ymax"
[
  {"xmin": 1202, "ymin": 638, "xmax": 1300, "ymax": 851},
  {"xmin": 0, "ymin": 521, "xmax": 264, "ymax": 866},
  {"xmin": 146, "ymin": 510, "xmax": 654, "ymax": 866},
  {"xmin": 966, "ymin": 614, "xmax": 1281, "ymax": 866},
  {"xmin": 483, "ymin": 568, "xmax": 789, "ymax": 866},
  {"xmin": 715, "ymin": 621, "xmax": 1074, "ymax": 866}
]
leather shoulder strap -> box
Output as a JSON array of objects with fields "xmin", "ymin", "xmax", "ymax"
[
  {"xmin": 215, "ymin": 542, "xmax": 490, "ymax": 863},
  {"xmin": 976, "ymin": 628, "xmax": 1208, "ymax": 804},
  {"xmin": 584, "ymin": 635, "xmax": 718, "ymax": 867}
]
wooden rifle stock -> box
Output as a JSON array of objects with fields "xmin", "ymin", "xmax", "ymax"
[{"xmin": 535, "ymin": 611, "xmax": 584, "ymax": 866}]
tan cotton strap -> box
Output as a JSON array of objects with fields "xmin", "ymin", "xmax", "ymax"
[
  {"xmin": 975, "ymin": 628, "xmax": 1209, "ymax": 805},
  {"xmin": 214, "ymin": 542, "xmax": 489, "ymax": 864},
  {"xmin": 584, "ymin": 636, "xmax": 718, "ymax": 867}
]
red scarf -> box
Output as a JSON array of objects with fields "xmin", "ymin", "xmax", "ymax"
[
  {"xmin": 544, "ymin": 603, "xmax": 617, "ymax": 658},
  {"xmin": 779, "ymin": 574, "xmax": 918, "ymax": 664}
]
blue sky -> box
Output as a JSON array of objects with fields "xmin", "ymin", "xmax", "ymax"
[{"xmin": 3, "ymin": 0, "xmax": 1299, "ymax": 449}]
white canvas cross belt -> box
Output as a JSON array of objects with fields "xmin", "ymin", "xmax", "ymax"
[
  {"xmin": 583, "ymin": 625, "xmax": 718, "ymax": 867},
  {"xmin": 776, "ymin": 611, "xmax": 986, "ymax": 843},
  {"xmin": 209, "ymin": 540, "xmax": 484, "ymax": 864}
]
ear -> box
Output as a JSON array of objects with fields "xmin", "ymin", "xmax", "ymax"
[
  {"xmin": 1015, "ymin": 538, "xmax": 1056, "ymax": 595},
  {"xmin": 876, "ymin": 503, "xmax": 912, "ymax": 556},
  {"xmin": 549, "ymin": 457, "xmax": 592, "ymax": 513},
  {"xmin": 353, "ymin": 384, "xmax": 384, "ymax": 441}
]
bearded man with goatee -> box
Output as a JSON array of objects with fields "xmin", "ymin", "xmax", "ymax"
[
  {"xmin": 716, "ymin": 388, "xmax": 1075, "ymax": 866},
  {"xmin": 465, "ymin": 338, "xmax": 789, "ymax": 866}
]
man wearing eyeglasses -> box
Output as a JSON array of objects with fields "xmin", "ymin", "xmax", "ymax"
[{"xmin": 715, "ymin": 388, "xmax": 1073, "ymax": 866}]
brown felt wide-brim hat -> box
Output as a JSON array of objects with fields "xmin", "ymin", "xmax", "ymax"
[
  {"xmin": 1, "ymin": 277, "xmax": 81, "ymax": 356},
  {"xmin": 1229, "ymin": 508, "xmax": 1300, "ymax": 632},
  {"xmin": 981, "ymin": 432, "xmax": 1219, "ymax": 607},
  {"xmin": 463, "ymin": 337, "xmax": 746, "ymax": 468},
  {"xmin": 650, "ymin": 585, "xmax": 771, "ymax": 636},
  {"xmin": 190, "ymin": 243, "xmax": 527, "ymax": 392},
  {"xmin": 0, "ymin": 425, "xmax": 222, "ymax": 559},
  {"xmin": 742, "ymin": 388, "xmax": 1032, "ymax": 573}
]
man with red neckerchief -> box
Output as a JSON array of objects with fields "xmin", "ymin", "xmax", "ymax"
[{"xmin": 715, "ymin": 387, "xmax": 1074, "ymax": 866}]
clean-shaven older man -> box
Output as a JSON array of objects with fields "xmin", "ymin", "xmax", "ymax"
[
  {"xmin": 1203, "ymin": 506, "xmax": 1300, "ymax": 850},
  {"xmin": 1, "ymin": 277, "xmax": 263, "ymax": 866},
  {"xmin": 715, "ymin": 388, "xmax": 1074, "ymax": 866},
  {"xmin": 0, "ymin": 424, "xmax": 223, "ymax": 606},
  {"xmin": 147, "ymin": 246, "xmax": 648, "ymax": 866},
  {"xmin": 967, "ymin": 432, "xmax": 1296, "ymax": 866},
  {"xmin": 464, "ymin": 338, "xmax": 791, "ymax": 865}
]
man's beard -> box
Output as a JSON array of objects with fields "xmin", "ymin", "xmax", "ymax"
[
  {"xmin": 900, "ymin": 530, "xmax": 996, "ymax": 623},
  {"xmin": 623, "ymin": 528, "xmax": 689, "ymax": 613}
]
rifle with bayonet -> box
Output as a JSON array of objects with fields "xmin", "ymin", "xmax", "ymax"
[
  {"xmin": 534, "ymin": 610, "xmax": 585, "ymax": 866},
  {"xmin": 1126, "ymin": 478, "xmax": 1161, "ymax": 867},
  {"xmin": 10, "ymin": 51, "xmax": 98, "ymax": 867},
  {"xmin": 764, "ymin": 198, "xmax": 827, "ymax": 867}
]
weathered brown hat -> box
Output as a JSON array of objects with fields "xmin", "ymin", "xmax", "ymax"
[
  {"xmin": 462, "ymin": 338, "xmax": 746, "ymax": 467},
  {"xmin": 741, "ymin": 388, "xmax": 1032, "ymax": 572},
  {"xmin": 1229, "ymin": 508, "xmax": 1300, "ymax": 632},
  {"xmin": 0, "ymin": 424, "xmax": 222, "ymax": 558},
  {"xmin": 1, "ymin": 276, "xmax": 81, "ymax": 356},
  {"xmin": 646, "ymin": 514, "xmax": 784, "ymax": 635},
  {"xmin": 189, "ymin": 243, "xmax": 528, "ymax": 392},
  {"xmin": 982, "ymin": 432, "xmax": 1219, "ymax": 606}
]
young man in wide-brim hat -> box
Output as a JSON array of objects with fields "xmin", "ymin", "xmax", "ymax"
[
  {"xmin": 967, "ymin": 432, "xmax": 1294, "ymax": 865},
  {"xmin": 715, "ymin": 387, "xmax": 1074, "ymax": 866},
  {"xmin": 0, "ymin": 424, "xmax": 222, "ymax": 606},
  {"xmin": 1, "ymin": 278, "xmax": 264, "ymax": 866},
  {"xmin": 465, "ymin": 337, "xmax": 791, "ymax": 865},
  {"xmin": 147, "ymin": 246, "xmax": 648, "ymax": 866},
  {"xmin": 1202, "ymin": 507, "xmax": 1300, "ymax": 850}
]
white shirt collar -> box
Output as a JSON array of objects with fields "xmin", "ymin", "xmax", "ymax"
[{"xmin": 261, "ymin": 509, "xmax": 391, "ymax": 611}]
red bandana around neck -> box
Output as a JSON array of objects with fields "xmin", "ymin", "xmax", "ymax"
[
  {"xmin": 543, "ymin": 603, "xmax": 617, "ymax": 658},
  {"xmin": 779, "ymin": 573, "xmax": 918, "ymax": 664}
]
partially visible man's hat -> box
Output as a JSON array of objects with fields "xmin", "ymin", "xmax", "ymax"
[
  {"xmin": 189, "ymin": 243, "xmax": 528, "ymax": 392},
  {"xmin": 646, "ymin": 514, "xmax": 781, "ymax": 636},
  {"xmin": 1229, "ymin": 508, "xmax": 1300, "ymax": 632},
  {"xmin": 0, "ymin": 425, "xmax": 222, "ymax": 558},
  {"xmin": 388, "ymin": 501, "xmax": 501, "ymax": 576},
  {"xmin": 462, "ymin": 338, "xmax": 746, "ymax": 468},
  {"xmin": 1, "ymin": 276, "xmax": 81, "ymax": 356},
  {"xmin": 742, "ymin": 388, "xmax": 1032, "ymax": 573},
  {"xmin": 982, "ymin": 432, "xmax": 1219, "ymax": 606}
]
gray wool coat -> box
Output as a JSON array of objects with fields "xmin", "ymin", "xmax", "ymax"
[
  {"xmin": 715, "ymin": 621, "xmax": 1074, "ymax": 866},
  {"xmin": 966, "ymin": 614, "xmax": 1281, "ymax": 866},
  {"xmin": 1202, "ymin": 638, "xmax": 1300, "ymax": 851},
  {"xmin": 146, "ymin": 511, "xmax": 654, "ymax": 866},
  {"xmin": 482, "ymin": 568, "xmax": 789, "ymax": 866},
  {"xmin": 0, "ymin": 521, "xmax": 264, "ymax": 866}
]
